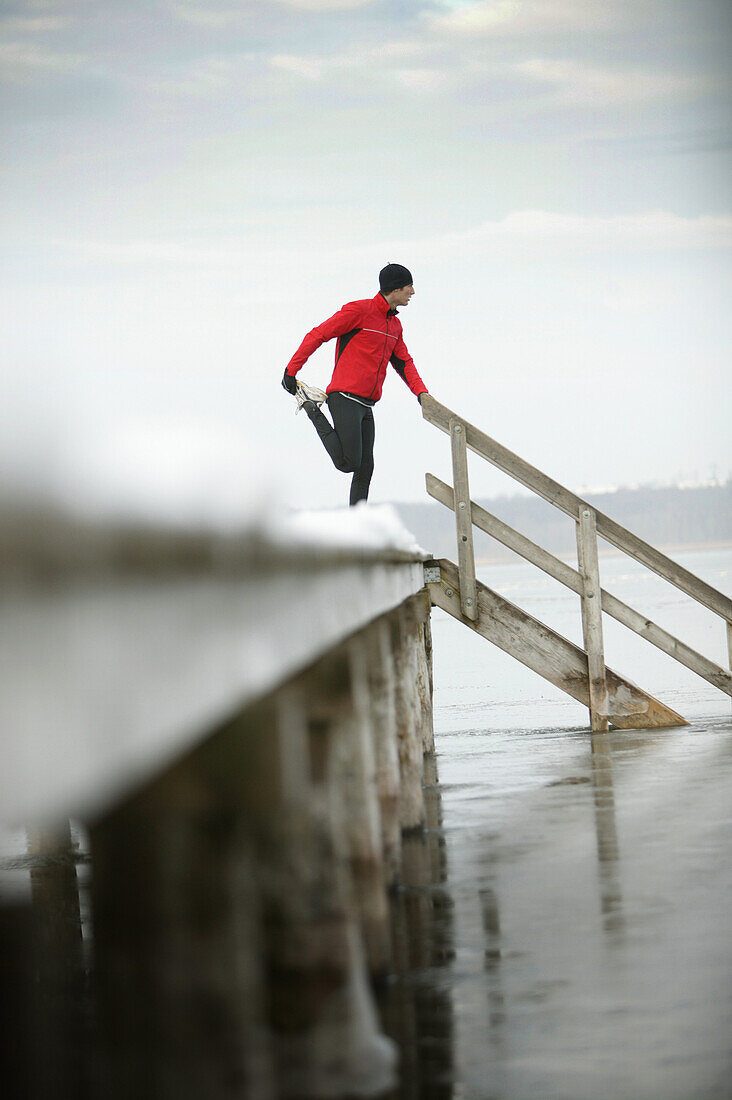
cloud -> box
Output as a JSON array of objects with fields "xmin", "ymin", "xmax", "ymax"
[
  {"xmin": 0, "ymin": 16, "xmax": 68, "ymax": 32},
  {"xmin": 270, "ymin": 53, "xmax": 324, "ymax": 80},
  {"xmin": 167, "ymin": 0, "xmax": 374, "ymax": 26},
  {"xmin": 427, "ymin": 0, "xmax": 622, "ymax": 37},
  {"xmin": 394, "ymin": 67, "xmax": 446, "ymax": 91},
  {"xmin": 261, "ymin": 40, "xmax": 706, "ymax": 116},
  {"xmin": 269, "ymin": 41, "xmax": 445, "ymax": 92},
  {"xmin": 47, "ymin": 236, "xmax": 241, "ymax": 266},
  {"xmin": 426, "ymin": 209, "xmax": 732, "ymax": 256},
  {"xmin": 247, "ymin": 2, "xmax": 718, "ymax": 114},
  {"xmin": 272, "ymin": 0, "xmax": 376, "ymax": 8},
  {"xmin": 516, "ymin": 58, "xmax": 712, "ymax": 106},
  {"xmin": 46, "ymin": 211, "xmax": 732, "ymax": 285},
  {"xmin": 318, "ymin": 209, "xmax": 732, "ymax": 272},
  {"xmin": 145, "ymin": 53, "xmax": 257, "ymax": 97},
  {"xmin": 0, "ymin": 39, "xmax": 82, "ymax": 77},
  {"xmin": 165, "ymin": 0, "xmax": 262, "ymax": 28}
]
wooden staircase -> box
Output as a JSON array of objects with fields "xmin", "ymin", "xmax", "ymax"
[{"xmin": 420, "ymin": 396, "xmax": 732, "ymax": 731}]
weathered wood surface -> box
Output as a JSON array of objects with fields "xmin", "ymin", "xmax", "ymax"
[
  {"xmin": 428, "ymin": 558, "xmax": 688, "ymax": 730},
  {"xmin": 268, "ymin": 654, "xmax": 397, "ymax": 1098},
  {"xmin": 450, "ymin": 419, "xmax": 478, "ymax": 621},
  {"xmin": 90, "ymin": 764, "xmax": 275, "ymax": 1100},
  {"xmin": 421, "ymin": 394, "xmax": 732, "ymax": 622},
  {"xmin": 25, "ymin": 822, "xmax": 88, "ymax": 1099},
  {"xmin": 0, "ymin": 515, "xmax": 427, "ymax": 825},
  {"xmin": 0, "ymin": 497, "xmax": 440, "ymax": 1099},
  {"xmin": 84, "ymin": 590, "xmax": 434, "ymax": 1100},
  {"xmin": 392, "ymin": 603, "xmax": 428, "ymax": 831},
  {"xmin": 414, "ymin": 591, "xmax": 436, "ymax": 754},
  {"xmin": 342, "ymin": 636, "xmax": 392, "ymax": 973},
  {"xmin": 363, "ymin": 619, "xmax": 402, "ymax": 885},
  {"xmin": 576, "ymin": 508, "xmax": 609, "ymax": 732},
  {"xmin": 427, "ymin": 474, "xmax": 732, "ymax": 698}
]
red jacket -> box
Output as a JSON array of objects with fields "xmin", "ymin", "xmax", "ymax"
[{"xmin": 285, "ymin": 292, "xmax": 427, "ymax": 403}]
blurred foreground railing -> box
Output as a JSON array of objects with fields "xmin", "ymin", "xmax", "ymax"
[{"xmin": 0, "ymin": 503, "xmax": 438, "ymax": 1099}]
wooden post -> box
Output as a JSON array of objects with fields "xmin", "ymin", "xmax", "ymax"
[
  {"xmin": 392, "ymin": 602, "xmax": 427, "ymax": 831},
  {"xmin": 727, "ymin": 621, "xmax": 732, "ymax": 709},
  {"xmin": 450, "ymin": 419, "xmax": 479, "ymax": 621},
  {"xmin": 0, "ymin": 901, "xmax": 36, "ymax": 1100},
  {"xmin": 363, "ymin": 619, "xmax": 402, "ymax": 885},
  {"xmin": 341, "ymin": 636, "xmax": 391, "ymax": 974},
  {"xmin": 269, "ymin": 656, "xmax": 398, "ymax": 1099},
  {"xmin": 577, "ymin": 507, "xmax": 609, "ymax": 732},
  {"xmin": 26, "ymin": 820, "xmax": 87, "ymax": 1100},
  {"xmin": 89, "ymin": 740, "xmax": 274, "ymax": 1100},
  {"xmin": 414, "ymin": 591, "xmax": 435, "ymax": 755},
  {"xmin": 424, "ymin": 605, "xmax": 435, "ymax": 741}
]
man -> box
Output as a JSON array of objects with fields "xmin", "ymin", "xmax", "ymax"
[{"xmin": 282, "ymin": 263, "xmax": 429, "ymax": 506}]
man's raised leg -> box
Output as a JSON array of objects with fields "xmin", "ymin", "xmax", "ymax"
[{"xmin": 305, "ymin": 394, "xmax": 364, "ymax": 476}]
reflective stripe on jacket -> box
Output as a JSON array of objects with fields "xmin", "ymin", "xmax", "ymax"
[{"xmin": 285, "ymin": 292, "xmax": 428, "ymax": 403}]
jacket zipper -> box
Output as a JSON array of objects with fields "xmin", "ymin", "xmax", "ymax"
[{"xmin": 368, "ymin": 313, "xmax": 390, "ymax": 399}]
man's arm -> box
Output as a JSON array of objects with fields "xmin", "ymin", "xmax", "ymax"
[
  {"xmin": 390, "ymin": 333, "xmax": 428, "ymax": 400},
  {"xmin": 284, "ymin": 302, "xmax": 362, "ymax": 380}
]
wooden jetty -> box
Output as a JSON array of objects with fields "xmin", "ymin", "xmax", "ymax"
[
  {"xmin": 2, "ymin": 399, "xmax": 730, "ymax": 1098},
  {"xmin": 0, "ymin": 504, "xmax": 435, "ymax": 1099}
]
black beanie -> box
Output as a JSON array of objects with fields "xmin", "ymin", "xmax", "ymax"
[{"xmin": 379, "ymin": 263, "xmax": 413, "ymax": 294}]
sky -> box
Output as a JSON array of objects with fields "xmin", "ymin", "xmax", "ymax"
[{"xmin": 1, "ymin": 0, "xmax": 731, "ymax": 522}]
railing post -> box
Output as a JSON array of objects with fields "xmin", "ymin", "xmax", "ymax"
[
  {"xmin": 25, "ymin": 821, "xmax": 87, "ymax": 1099},
  {"xmin": 727, "ymin": 621, "xmax": 732, "ymax": 709},
  {"xmin": 576, "ymin": 507, "xmax": 609, "ymax": 732},
  {"xmin": 450, "ymin": 419, "xmax": 478, "ymax": 621}
]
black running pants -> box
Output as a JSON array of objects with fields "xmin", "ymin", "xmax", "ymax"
[{"xmin": 307, "ymin": 392, "xmax": 375, "ymax": 506}]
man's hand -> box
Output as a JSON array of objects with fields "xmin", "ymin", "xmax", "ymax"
[{"xmin": 282, "ymin": 370, "xmax": 297, "ymax": 395}]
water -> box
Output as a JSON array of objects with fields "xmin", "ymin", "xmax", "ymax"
[{"xmin": 395, "ymin": 547, "xmax": 732, "ymax": 1098}]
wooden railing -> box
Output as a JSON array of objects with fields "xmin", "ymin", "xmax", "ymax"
[{"xmin": 421, "ymin": 395, "xmax": 732, "ymax": 731}]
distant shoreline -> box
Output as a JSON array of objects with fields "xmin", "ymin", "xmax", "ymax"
[
  {"xmin": 474, "ymin": 540, "xmax": 732, "ymax": 567},
  {"xmin": 395, "ymin": 483, "xmax": 732, "ymax": 567}
]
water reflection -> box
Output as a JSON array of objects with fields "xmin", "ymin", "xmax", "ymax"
[
  {"xmin": 479, "ymin": 886, "xmax": 506, "ymax": 1032},
  {"xmin": 378, "ymin": 751, "xmax": 455, "ymax": 1099},
  {"xmin": 2, "ymin": 734, "xmax": 650, "ymax": 1098},
  {"xmin": 589, "ymin": 733, "xmax": 625, "ymax": 937}
]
